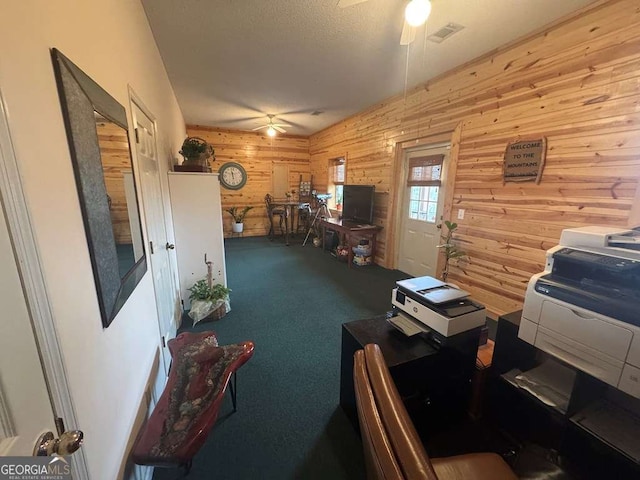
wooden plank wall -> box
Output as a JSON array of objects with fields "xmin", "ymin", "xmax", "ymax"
[
  {"xmin": 97, "ymin": 119, "xmax": 133, "ymax": 244},
  {"xmin": 309, "ymin": 0, "xmax": 640, "ymax": 317},
  {"xmin": 186, "ymin": 126, "xmax": 310, "ymax": 236}
]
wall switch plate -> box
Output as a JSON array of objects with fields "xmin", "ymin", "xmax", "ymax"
[{"xmin": 458, "ymin": 209, "xmax": 465, "ymax": 219}]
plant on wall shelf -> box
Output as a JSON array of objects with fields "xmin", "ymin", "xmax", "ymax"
[
  {"xmin": 179, "ymin": 137, "xmax": 214, "ymax": 165},
  {"xmin": 437, "ymin": 220, "xmax": 467, "ymax": 282}
]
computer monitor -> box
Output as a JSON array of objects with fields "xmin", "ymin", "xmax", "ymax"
[{"xmin": 342, "ymin": 185, "xmax": 375, "ymax": 224}]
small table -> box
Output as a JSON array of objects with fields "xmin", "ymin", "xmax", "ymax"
[
  {"xmin": 320, "ymin": 218, "xmax": 382, "ymax": 267},
  {"xmin": 340, "ymin": 316, "xmax": 481, "ymax": 430},
  {"xmin": 270, "ymin": 199, "xmax": 301, "ymax": 246}
]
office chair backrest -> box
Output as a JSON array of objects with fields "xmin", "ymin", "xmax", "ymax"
[
  {"xmin": 356, "ymin": 344, "xmax": 440, "ymax": 480},
  {"xmin": 354, "ymin": 349, "xmax": 404, "ymax": 480}
]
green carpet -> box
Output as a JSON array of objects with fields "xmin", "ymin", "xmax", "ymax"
[{"xmin": 154, "ymin": 236, "xmax": 408, "ymax": 480}]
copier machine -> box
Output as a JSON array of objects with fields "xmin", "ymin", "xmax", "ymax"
[
  {"xmin": 391, "ymin": 276, "xmax": 486, "ymax": 339},
  {"xmin": 519, "ymin": 226, "xmax": 640, "ymax": 400}
]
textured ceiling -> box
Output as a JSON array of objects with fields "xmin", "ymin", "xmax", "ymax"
[{"xmin": 142, "ymin": 0, "xmax": 596, "ymax": 136}]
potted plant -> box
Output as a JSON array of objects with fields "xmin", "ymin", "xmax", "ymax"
[
  {"xmin": 177, "ymin": 137, "xmax": 214, "ymax": 171},
  {"xmin": 437, "ymin": 220, "xmax": 467, "ymax": 282},
  {"xmin": 187, "ymin": 278, "xmax": 231, "ymax": 325},
  {"xmin": 225, "ymin": 206, "xmax": 253, "ymax": 233}
]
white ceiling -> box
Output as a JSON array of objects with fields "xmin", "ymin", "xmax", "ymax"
[{"xmin": 142, "ymin": 0, "xmax": 596, "ymax": 136}]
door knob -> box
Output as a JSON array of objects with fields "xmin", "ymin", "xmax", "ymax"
[
  {"xmin": 166, "ymin": 243, "xmax": 175, "ymax": 249},
  {"xmin": 34, "ymin": 430, "xmax": 84, "ymax": 456},
  {"xmin": 436, "ymin": 224, "xmax": 442, "ymax": 229}
]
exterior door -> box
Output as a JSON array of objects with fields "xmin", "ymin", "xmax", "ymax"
[
  {"xmin": 0, "ymin": 206, "xmax": 57, "ymax": 456},
  {"xmin": 131, "ymin": 101, "xmax": 179, "ymax": 376},
  {"xmin": 397, "ymin": 145, "xmax": 449, "ymax": 277}
]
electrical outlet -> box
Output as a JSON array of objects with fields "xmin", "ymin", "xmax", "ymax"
[{"xmin": 457, "ymin": 209, "xmax": 465, "ymax": 220}]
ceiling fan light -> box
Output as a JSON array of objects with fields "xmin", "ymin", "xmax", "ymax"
[
  {"xmin": 405, "ymin": 0, "xmax": 431, "ymax": 27},
  {"xmin": 267, "ymin": 126, "xmax": 277, "ymax": 137}
]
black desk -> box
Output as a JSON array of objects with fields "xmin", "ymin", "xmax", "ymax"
[
  {"xmin": 340, "ymin": 316, "xmax": 481, "ymax": 432},
  {"xmin": 488, "ymin": 311, "xmax": 640, "ymax": 479}
]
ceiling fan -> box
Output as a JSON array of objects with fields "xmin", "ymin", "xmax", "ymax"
[
  {"xmin": 252, "ymin": 114, "xmax": 291, "ymax": 137},
  {"xmin": 338, "ymin": 0, "xmax": 432, "ymax": 45}
]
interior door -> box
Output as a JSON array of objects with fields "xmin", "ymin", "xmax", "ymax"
[
  {"xmin": 272, "ymin": 164, "xmax": 289, "ymax": 198},
  {"xmin": 131, "ymin": 101, "xmax": 179, "ymax": 377},
  {"xmin": 397, "ymin": 145, "xmax": 449, "ymax": 277},
  {"xmin": 0, "ymin": 200, "xmax": 58, "ymax": 456}
]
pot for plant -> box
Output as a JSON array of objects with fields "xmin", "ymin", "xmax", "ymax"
[
  {"xmin": 176, "ymin": 137, "xmax": 214, "ymax": 172},
  {"xmin": 232, "ymin": 222, "xmax": 244, "ymax": 233},
  {"xmin": 183, "ymin": 152, "xmax": 210, "ymax": 167}
]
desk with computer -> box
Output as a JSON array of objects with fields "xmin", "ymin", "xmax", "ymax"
[
  {"xmin": 317, "ymin": 185, "xmax": 382, "ymax": 266},
  {"xmin": 341, "ymin": 226, "xmax": 640, "ymax": 479}
]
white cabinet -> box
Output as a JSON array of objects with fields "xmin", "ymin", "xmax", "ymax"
[{"xmin": 168, "ymin": 172, "xmax": 226, "ymax": 309}]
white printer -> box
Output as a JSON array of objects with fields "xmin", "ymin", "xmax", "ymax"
[
  {"xmin": 391, "ymin": 276, "xmax": 485, "ymax": 337},
  {"xmin": 519, "ymin": 226, "xmax": 640, "ymax": 400}
]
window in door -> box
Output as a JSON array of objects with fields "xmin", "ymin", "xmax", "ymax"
[
  {"xmin": 329, "ymin": 157, "xmax": 345, "ymax": 211},
  {"xmin": 407, "ymin": 155, "xmax": 443, "ymax": 223}
]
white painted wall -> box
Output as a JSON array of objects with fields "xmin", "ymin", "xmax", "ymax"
[{"xmin": 0, "ymin": 1, "xmax": 185, "ymax": 478}]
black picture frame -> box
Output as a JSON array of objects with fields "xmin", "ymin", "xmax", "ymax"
[{"xmin": 51, "ymin": 48, "xmax": 147, "ymax": 327}]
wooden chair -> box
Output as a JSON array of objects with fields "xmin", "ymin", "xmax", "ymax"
[
  {"xmin": 354, "ymin": 343, "xmax": 517, "ymax": 480},
  {"xmin": 265, "ymin": 193, "xmax": 286, "ymax": 239}
]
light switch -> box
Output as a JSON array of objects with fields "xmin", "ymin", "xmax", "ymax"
[{"xmin": 457, "ymin": 209, "xmax": 465, "ymax": 220}]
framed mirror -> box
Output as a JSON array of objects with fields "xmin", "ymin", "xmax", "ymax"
[{"xmin": 51, "ymin": 48, "xmax": 147, "ymax": 327}]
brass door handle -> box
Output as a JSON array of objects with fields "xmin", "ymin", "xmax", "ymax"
[
  {"xmin": 34, "ymin": 430, "xmax": 84, "ymax": 456},
  {"xmin": 166, "ymin": 243, "xmax": 175, "ymax": 249}
]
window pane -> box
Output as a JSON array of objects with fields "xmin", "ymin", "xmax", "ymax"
[
  {"xmin": 428, "ymin": 186, "xmax": 439, "ymax": 202},
  {"xmin": 407, "ymin": 186, "xmax": 438, "ymax": 224},
  {"xmin": 335, "ymin": 185, "xmax": 343, "ymax": 210},
  {"xmin": 409, "ymin": 200, "xmax": 419, "ymax": 219},
  {"xmin": 426, "ymin": 202, "xmax": 437, "ymax": 223},
  {"xmin": 328, "ymin": 159, "xmax": 346, "ymax": 210}
]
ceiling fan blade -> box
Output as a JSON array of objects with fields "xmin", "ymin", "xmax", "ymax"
[
  {"xmin": 400, "ymin": 20, "xmax": 416, "ymax": 46},
  {"xmin": 252, "ymin": 125, "xmax": 268, "ymax": 131},
  {"xmin": 272, "ymin": 123, "xmax": 292, "ymax": 128},
  {"xmin": 337, "ymin": 0, "xmax": 368, "ymax": 8},
  {"xmin": 273, "ymin": 125, "xmax": 287, "ymax": 134}
]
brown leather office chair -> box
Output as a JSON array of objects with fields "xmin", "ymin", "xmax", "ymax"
[
  {"xmin": 354, "ymin": 343, "xmax": 517, "ymax": 480},
  {"xmin": 354, "ymin": 348, "xmax": 408, "ymax": 480},
  {"xmin": 265, "ymin": 194, "xmax": 286, "ymax": 239}
]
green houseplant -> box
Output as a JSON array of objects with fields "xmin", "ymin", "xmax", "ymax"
[
  {"xmin": 225, "ymin": 206, "xmax": 253, "ymax": 233},
  {"xmin": 187, "ymin": 254, "xmax": 231, "ymax": 324},
  {"xmin": 178, "ymin": 137, "xmax": 214, "ymax": 169},
  {"xmin": 188, "ymin": 279, "xmax": 231, "ymax": 304},
  {"xmin": 187, "ymin": 278, "xmax": 231, "ymax": 324},
  {"xmin": 437, "ymin": 220, "xmax": 467, "ymax": 282}
]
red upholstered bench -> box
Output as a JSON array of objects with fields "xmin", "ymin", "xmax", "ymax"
[{"xmin": 132, "ymin": 331, "xmax": 255, "ymax": 472}]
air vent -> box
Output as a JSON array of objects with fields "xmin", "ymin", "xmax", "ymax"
[
  {"xmin": 311, "ymin": 110, "xmax": 324, "ymax": 116},
  {"xmin": 428, "ymin": 23, "xmax": 464, "ymax": 44}
]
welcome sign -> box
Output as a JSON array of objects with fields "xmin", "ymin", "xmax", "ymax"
[{"xmin": 503, "ymin": 138, "xmax": 546, "ymax": 184}]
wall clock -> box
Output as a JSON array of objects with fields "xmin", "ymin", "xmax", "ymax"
[{"xmin": 218, "ymin": 162, "xmax": 247, "ymax": 190}]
